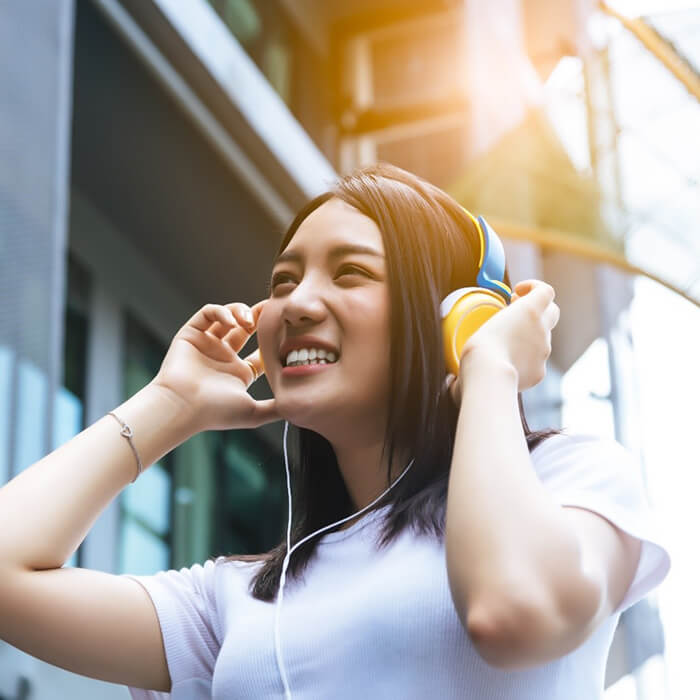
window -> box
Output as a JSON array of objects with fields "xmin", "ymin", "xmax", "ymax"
[
  {"xmin": 212, "ymin": 428, "xmax": 285, "ymax": 558},
  {"xmin": 58, "ymin": 255, "xmax": 91, "ymax": 568},
  {"xmin": 118, "ymin": 314, "xmax": 174, "ymax": 575},
  {"xmin": 207, "ymin": 0, "xmax": 292, "ymax": 104}
]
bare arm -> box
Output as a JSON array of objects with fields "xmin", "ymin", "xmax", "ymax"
[
  {"xmin": 444, "ymin": 355, "xmax": 599, "ymax": 668},
  {"xmin": 444, "ymin": 281, "xmax": 600, "ymax": 668},
  {"xmin": 0, "ymin": 384, "xmax": 195, "ymax": 690},
  {"xmin": 0, "ymin": 384, "xmax": 194, "ymax": 571},
  {"xmin": 0, "ymin": 300, "xmax": 277, "ymax": 690}
]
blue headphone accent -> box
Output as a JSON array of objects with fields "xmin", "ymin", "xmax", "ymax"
[{"xmin": 475, "ymin": 216, "xmax": 512, "ymax": 303}]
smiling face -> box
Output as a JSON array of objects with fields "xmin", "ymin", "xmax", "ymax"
[{"xmin": 257, "ymin": 197, "xmax": 392, "ymax": 443}]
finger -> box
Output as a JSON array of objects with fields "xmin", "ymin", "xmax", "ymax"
[
  {"xmin": 515, "ymin": 280, "xmax": 555, "ymax": 311},
  {"xmin": 179, "ymin": 325, "xmax": 236, "ymax": 363},
  {"xmin": 513, "ymin": 279, "xmax": 535, "ymax": 296},
  {"xmin": 241, "ymin": 349, "xmax": 265, "ymax": 383},
  {"xmin": 544, "ymin": 302, "xmax": 560, "ymax": 330},
  {"xmin": 221, "ymin": 325, "xmax": 247, "ymax": 352},
  {"xmin": 250, "ymin": 299, "xmax": 269, "ymax": 322},
  {"xmin": 225, "ymin": 302, "xmax": 255, "ymax": 330},
  {"xmin": 208, "ymin": 320, "xmax": 231, "ymax": 340},
  {"xmin": 450, "ymin": 378, "xmax": 461, "ymax": 406},
  {"xmin": 187, "ymin": 304, "xmax": 236, "ymax": 332},
  {"xmin": 211, "ymin": 303, "xmax": 257, "ymax": 351},
  {"xmin": 208, "ymin": 302, "xmax": 254, "ymax": 340},
  {"xmin": 513, "ymin": 279, "xmax": 554, "ymax": 299},
  {"xmin": 221, "ymin": 324, "xmax": 257, "ymax": 356},
  {"xmin": 445, "ymin": 373, "xmax": 461, "ymax": 405}
]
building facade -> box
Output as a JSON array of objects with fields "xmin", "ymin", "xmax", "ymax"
[{"xmin": 0, "ymin": 1, "xmax": 664, "ymax": 697}]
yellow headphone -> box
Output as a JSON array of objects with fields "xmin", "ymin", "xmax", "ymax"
[{"xmin": 441, "ymin": 209, "xmax": 513, "ymax": 375}]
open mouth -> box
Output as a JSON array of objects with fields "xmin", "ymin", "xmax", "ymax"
[{"xmin": 282, "ymin": 348, "xmax": 340, "ymax": 368}]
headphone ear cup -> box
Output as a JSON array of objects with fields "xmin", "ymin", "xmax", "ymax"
[{"xmin": 442, "ymin": 289, "xmax": 507, "ymax": 375}]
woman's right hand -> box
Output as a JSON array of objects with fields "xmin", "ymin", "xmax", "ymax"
[{"xmin": 151, "ymin": 300, "xmax": 279, "ymax": 432}]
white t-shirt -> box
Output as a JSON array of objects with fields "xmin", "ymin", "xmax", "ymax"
[{"xmin": 123, "ymin": 433, "xmax": 671, "ymax": 699}]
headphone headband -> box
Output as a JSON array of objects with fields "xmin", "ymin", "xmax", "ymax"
[{"xmin": 459, "ymin": 207, "xmax": 512, "ymax": 303}]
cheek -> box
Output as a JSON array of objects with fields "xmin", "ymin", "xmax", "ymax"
[
  {"xmin": 365, "ymin": 293, "xmax": 391, "ymax": 343},
  {"xmin": 256, "ymin": 307, "xmax": 276, "ymax": 369},
  {"xmin": 349, "ymin": 296, "xmax": 391, "ymax": 372}
]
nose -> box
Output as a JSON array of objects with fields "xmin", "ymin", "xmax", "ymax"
[{"xmin": 282, "ymin": 274, "xmax": 327, "ymax": 326}]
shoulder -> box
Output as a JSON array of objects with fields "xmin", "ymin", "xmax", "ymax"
[
  {"xmin": 211, "ymin": 556, "xmax": 265, "ymax": 581},
  {"xmin": 528, "ymin": 431, "xmax": 645, "ymax": 502},
  {"xmin": 140, "ymin": 557, "xmax": 259, "ymax": 597},
  {"xmin": 530, "ymin": 430, "xmax": 626, "ymax": 455},
  {"xmin": 530, "ymin": 431, "xmax": 634, "ymax": 472}
]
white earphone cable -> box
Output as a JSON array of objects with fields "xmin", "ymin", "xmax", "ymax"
[{"xmin": 273, "ymin": 420, "xmax": 414, "ymax": 699}]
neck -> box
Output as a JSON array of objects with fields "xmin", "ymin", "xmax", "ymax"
[{"xmin": 330, "ymin": 439, "xmax": 411, "ymax": 530}]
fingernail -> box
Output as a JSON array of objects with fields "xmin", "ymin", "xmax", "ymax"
[{"xmin": 244, "ymin": 309, "xmax": 253, "ymax": 324}]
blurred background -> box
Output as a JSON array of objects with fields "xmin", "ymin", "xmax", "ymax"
[{"xmin": 0, "ymin": 0, "xmax": 698, "ymax": 697}]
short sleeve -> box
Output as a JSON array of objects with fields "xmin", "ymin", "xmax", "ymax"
[
  {"xmin": 530, "ymin": 433, "xmax": 671, "ymax": 617},
  {"xmin": 121, "ymin": 558, "xmax": 222, "ymax": 699}
]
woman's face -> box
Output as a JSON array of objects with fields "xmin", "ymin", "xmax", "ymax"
[{"xmin": 257, "ymin": 197, "xmax": 392, "ymax": 440}]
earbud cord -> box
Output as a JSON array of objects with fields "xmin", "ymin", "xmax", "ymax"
[{"xmin": 274, "ymin": 420, "xmax": 414, "ymax": 700}]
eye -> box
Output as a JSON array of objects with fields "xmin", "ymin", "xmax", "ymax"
[
  {"xmin": 267, "ymin": 265, "xmax": 372, "ymax": 295},
  {"xmin": 269, "ymin": 272, "xmax": 296, "ymax": 293},
  {"xmin": 336, "ymin": 264, "xmax": 371, "ymax": 279}
]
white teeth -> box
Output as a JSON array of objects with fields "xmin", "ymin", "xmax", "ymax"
[
  {"xmin": 286, "ymin": 359, "xmax": 329, "ymax": 367},
  {"xmin": 284, "ymin": 347, "xmax": 339, "ymax": 367}
]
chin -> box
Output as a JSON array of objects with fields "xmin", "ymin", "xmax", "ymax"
[
  {"xmin": 275, "ymin": 392, "xmax": 366, "ymax": 440},
  {"xmin": 274, "ymin": 393, "xmax": 329, "ymax": 431}
]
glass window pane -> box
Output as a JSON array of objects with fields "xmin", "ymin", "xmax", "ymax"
[
  {"xmin": 63, "ymin": 551, "xmax": 79, "ymax": 568},
  {"xmin": 14, "ymin": 359, "xmax": 47, "ymax": 474},
  {"xmin": 561, "ymin": 337, "xmax": 615, "ymax": 438},
  {"xmin": 216, "ymin": 0, "xmax": 261, "ymax": 43},
  {"xmin": 59, "ymin": 257, "xmax": 90, "ymax": 567},
  {"xmin": 122, "ymin": 461, "xmax": 171, "ymax": 536},
  {"xmin": 119, "ymin": 518, "xmax": 170, "ymax": 575},
  {"xmin": 213, "ymin": 429, "xmax": 285, "ymax": 557},
  {"xmin": 120, "ymin": 314, "xmax": 173, "ymax": 572},
  {"xmin": 207, "ymin": 0, "xmax": 293, "ymax": 105},
  {"xmin": 52, "ymin": 386, "xmax": 83, "ymax": 451},
  {"xmin": 0, "ymin": 345, "xmax": 13, "ymax": 482}
]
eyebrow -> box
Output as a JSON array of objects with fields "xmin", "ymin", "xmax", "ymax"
[{"xmin": 273, "ymin": 243, "xmax": 385, "ymax": 266}]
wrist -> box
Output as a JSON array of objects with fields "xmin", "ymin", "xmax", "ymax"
[
  {"xmin": 112, "ymin": 383, "xmax": 200, "ymax": 473},
  {"xmin": 144, "ymin": 381, "xmax": 202, "ymax": 436},
  {"xmin": 458, "ymin": 345, "xmax": 519, "ymax": 386}
]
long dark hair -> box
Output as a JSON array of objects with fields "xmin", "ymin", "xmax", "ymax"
[{"xmin": 220, "ymin": 163, "xmax": 558, "ymax": 601}]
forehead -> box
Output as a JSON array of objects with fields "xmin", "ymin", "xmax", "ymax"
[{"xmin": 281, "ymin": 197, "xmax": 384, "ymax": 256}]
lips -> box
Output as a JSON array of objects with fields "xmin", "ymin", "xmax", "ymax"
[{"xmin": 281, "ymin": 361, "xmax": 336, "ymax": 377}]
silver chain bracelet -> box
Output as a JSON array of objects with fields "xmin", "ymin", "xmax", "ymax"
[{"xmin": 107, "ymin": 412, "xmax": 143, "ymax": 483}]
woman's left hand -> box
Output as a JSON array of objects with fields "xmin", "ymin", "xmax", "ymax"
[{"xmin": 446, "ymin": 279, "xmax": 560, "ymax": 405}]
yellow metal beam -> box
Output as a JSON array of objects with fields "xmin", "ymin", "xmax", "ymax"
[
  {"xmin": 490, "ymin": 218, "xmax": 700, "ymax": 309},
  {"xmin": 598, "ymin": 0, "xmax": 700, "ymax": 104}
]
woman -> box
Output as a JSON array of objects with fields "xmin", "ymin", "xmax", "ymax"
[{"xmin": 0, "ymin": 164, "xmax": 670, "ymax": 699}]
